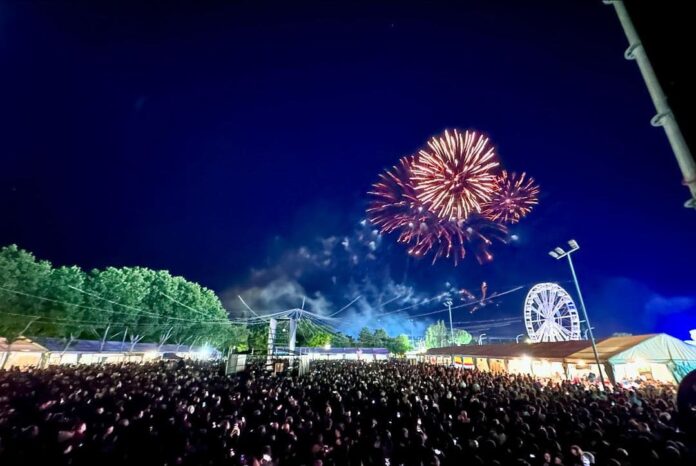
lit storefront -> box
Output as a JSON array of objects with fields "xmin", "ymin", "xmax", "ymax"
[{"xmin": 424, "ymin": 334, "xmax": 696, "ymax": 384}]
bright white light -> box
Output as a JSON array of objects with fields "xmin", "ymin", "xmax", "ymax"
[
  {"xmin": 511, "ymin": 234, "xmax": 519, "ymax": 241},
  {"xmin": 197, "ymin": 344, "xmax": 213, "ymax": 360},
  {"xmin": 323, "ymin": 343, "xmax": 331, "ymax": 350}
]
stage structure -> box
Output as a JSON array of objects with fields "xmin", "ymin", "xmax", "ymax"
[{"xmin": 238, "ymin": 295, "xmax": 342, "ymax": 373}]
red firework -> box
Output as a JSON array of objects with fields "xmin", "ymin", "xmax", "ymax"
[
  {"xmin": 367, "ymin": 156, "xmax": 508, "ymax": 265},
  {"xmin": 483, "ymin": 171, "xmax": 540, "ymax": 224},
  {"xmin": 407, "ymin": 214, "xmax": 509, "ymax": 265},
  {"xmin": 411, "ymin": 129, "xmax": 499, "ymax": 220},
  {"xmin": 366, "ymin": 156, "xmax": 422, "ymax": 239}
]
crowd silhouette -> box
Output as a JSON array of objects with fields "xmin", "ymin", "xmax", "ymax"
[{"xmin": 0, "ymin": 360, "xmax": 690, "ymax": 466}]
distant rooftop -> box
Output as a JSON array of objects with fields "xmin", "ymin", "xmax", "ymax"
[{"xmin": 296, "ymin": 347, "xmax": 389, "ymax": 355}]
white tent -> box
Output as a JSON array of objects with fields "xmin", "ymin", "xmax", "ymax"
[
  {"xmin": 0, "ymin": 337, "xmax": 48, "ymax": 369},
  {"xmin": 428, "ymin": 334, "xmax": 696, "ymax": 384},
  {"xmin": 607, "ymin": 333, "xmax": 696, "ymax": 382}
]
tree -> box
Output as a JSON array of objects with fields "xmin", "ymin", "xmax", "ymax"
[
  {"xmin": 40, "ymin": 265, "xmax": 88, "ymax": 338},
  {"xmin": 424, "ymin": 321, "xmax": 472, "ymax": 348},
  {"xmin": 0, "ymin": 245, "xmax": 53, "ymax": 368},
  {"xmin": 83, "ymin": 267, "xmax": 147, "ymax": 342},
  {"xmin": 296, "ymin": 320, "xmax": 321, "ymax": 347},
  {"xmin": 454, "ymin": 329, "xmax": 473, "ymax": 345},
  {"xmin": 330, "ymin": 332, "xmax": 354, "ymax": 348},
  {"xmin": 425, "ymin": 320, "xmax": 449, "ymax": 349},
  {"xmin": 307, "ymin": 331, "xmax": 331, "ymax": 347},
  {"xmin": 0, "ymin": 245, "xmax": 52, "ymax": 342},
  {"xmin": 0, "ymin": 244, "xmax": 240, "ymax": 351},
  {"xmin": 358, "ymin": 327, "xmax": 374, "ymax": 347},
  {"xmin": 220, "ymin": 324, "xmax": 250, "ymax": 351},
  {"xmin": 386, "ymin": 334, "xmax": 411, "ymax": 355},
  {"xmin": 373, "ymin": 328, "xmax": 389, "ymax": 347},
  {"xmin": 247, "ymin": 325, "xmax": 268, "ymax": 353}
]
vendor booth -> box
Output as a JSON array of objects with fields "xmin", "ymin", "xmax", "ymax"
[
  {"xmin": 0, "ymin": 337, "xmax": 47, "ymax": 368},
  {"xmin": 424, "ymin": 333, "xmax": 696, "ymax": 384}
]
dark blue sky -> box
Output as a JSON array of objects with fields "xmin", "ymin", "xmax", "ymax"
[{"xmin": 1, "ymin": 0, "xmax": 694, "ymax": 338}]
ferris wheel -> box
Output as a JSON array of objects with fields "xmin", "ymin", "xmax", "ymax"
[{"xmin": 524, "ymin": 283, "xmax": 581, "ymax": 342}]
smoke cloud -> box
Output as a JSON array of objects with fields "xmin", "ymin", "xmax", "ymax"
[{"xmin": 224, "ymin": 220, "xmax": 435, "ymax": 337}]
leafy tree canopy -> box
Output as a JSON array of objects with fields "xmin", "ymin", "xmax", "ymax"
[
  {"xmin": 0, "ymin": 244, "xmax": 247, "ymax": 349},
  {"xmin": 424, "ymin": 320, "xmax": 472, "ymax": 349}
]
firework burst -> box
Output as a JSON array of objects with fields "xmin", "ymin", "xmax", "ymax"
[
  {"xmin": 406, "ymin": 214, "xmax": 509, "ymax": 265},
  {"xmin": 367, "ymin": 156, "xmax": 508, "ymax": 265},
  {"xmin": 412, "ymin": 129, "xmax": 499, "ymax": 220},
  {"xmin": 483, "ymin": 171, "xmax": 540, "ymax": 224},
  {"xmin": 366, "ymin": 156, "xmax": 422, "ymax": 238}
]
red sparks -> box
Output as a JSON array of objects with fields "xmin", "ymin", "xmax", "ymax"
[
  {"xmin": 367, "ymin": 156, "xmax": 508, "ymax": 265},
  {"xmin": 366, "ymin": 129, "xmax": 538, "ymax": 265},
  {"xmin": 482, "ymin": 171, "xmax": 540, "ymax": 224}
]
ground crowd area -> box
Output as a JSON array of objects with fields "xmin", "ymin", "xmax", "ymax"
[{"xmin": 0, "ymin": 360, "xmax": 692, "ymax": 466}]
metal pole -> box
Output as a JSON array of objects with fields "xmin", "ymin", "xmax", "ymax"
[
  {"xmin": 566, "ymin": 253, "xmax": 607, "ymax": 389},
  {"xmin": 604, "ymin": 1, "xmax": 696, "ymax": 208},
  {"xmin": 446, "ymin": 301, "xmax": 454, "ymax": 345},
  {"xmin": 583, "ymin": 327, "xmax": 595, "ymax": 340},
  {"xmin": 409, "ymin": 319, "xmax": 415, "ymax": 347}
]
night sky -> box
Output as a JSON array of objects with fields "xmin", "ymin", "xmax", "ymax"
[{"xmin": 1, "ymin": 1, "xmax": 694, "ymax": 339}]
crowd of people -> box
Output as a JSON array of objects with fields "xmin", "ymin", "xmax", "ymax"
[{"xmin": 0, "ymin": 360, "xmax": 692, "ymax": 466}]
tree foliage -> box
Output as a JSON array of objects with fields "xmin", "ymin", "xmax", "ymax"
[
  {"xmin": 425, "ymin": 320, "xmax": 449, "ymax": 349},
  {"xmin": 355, "ymin": 326, "xmax": 411, "ymax": 352},
  {"xmin": 454, "ymin": 329, "xmax": 472, "ymax": 345},
  {"xmin": 424, "ymin": 320, "xmax": 472, "ymax": 348},
  {"xmin": 358, "ymin": 327, "xmax": 375, "ymax": 347},
  {"xmin": 246, "ymin": 324, "xmax": 268, "ymax": 353},
  {"xmin": 307, "ymin": 332, "xmax": 331, "ymax": 347},
  {"xmin": 0, "ymin": 244, "xmax": 247, "ymax": 348},
  {"xmin": 386, "ymin": 334, "xmax": 411, "ymax": 355},
  {"xmin": 329, "ymin": 332, "xmax": 355, "ymax": 348}
]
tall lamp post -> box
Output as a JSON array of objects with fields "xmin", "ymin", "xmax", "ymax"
[
  {"xmin": 409, "ymin": 319, "xmax": 416, "ymax": 348},
  {"xmin": 549, "ymin": 240, "xmax": 606, "ymax": 389},
  {"xmin": 583, "ymin": 326, "xmax": 595, "ymax": 340},
  {"xmin": 444, "ymin": 299, "xmax": 454, "ymax": 345}
]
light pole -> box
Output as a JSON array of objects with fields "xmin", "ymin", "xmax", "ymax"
[
  {"xmin": 549, "ymin": 240, "xmax": 606, "ymax": 389},
  {"xmin": 409, "ymin": 319, "xmax": 415, "ymax": 347},
  {"xmin": 478, "ymin": 333, "xmax": 487, "ymax": 345},
  {"xmin": 444, "ymin": 298, "xmax": 454, "ymax": 345},
  {"xmin": 516, "ymin": 333, "xmax": 525, "ymax": 344},
  {"xmin": 583, "ymin": 326, "xmax": 595, "ymax": 340},
  {"xmin": 603, "ymin": 1, "xmax": 696, "ymax": 208}
]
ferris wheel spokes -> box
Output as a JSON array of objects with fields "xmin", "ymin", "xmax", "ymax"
[{"xmin": 524, "ymin": 282, "xmax": 581, "ymax": 343}]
